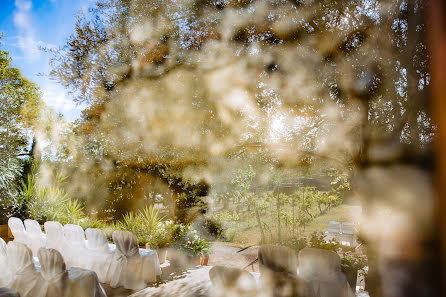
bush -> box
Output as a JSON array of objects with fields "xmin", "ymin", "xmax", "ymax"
[
  {"xmin": 193, "ymin": 215, "xmax": 224, "ymax": 240},
  {"xmin": 175, "ymin": 191, "xmax": 206, "ymax": 223},
  {"xmin": 341, "ymin": 253, "xmax": 368, "ymax": 272},
  {"xmin": 281, "ymin": 236, "xmax": 308, "ymax": 252},
  {"xmin": 116, "ymin": 206, "xmax": 164, "ymax": 245},
  {"xmin": 308, "ymin": 231, "xmax": 339, "ymax": 252},
  {"xmin": 79, "ymin": 217, "xmax": 106, "ymax": 230}
]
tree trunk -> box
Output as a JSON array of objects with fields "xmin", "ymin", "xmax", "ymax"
[
  {"xmin": 292, "ymin": 198, "xmax": 296, "ymax": 236},
  {"xmin": 255, "ymin": 208, "xmax": 265, "ymax": 243},
  {"xmin": 276, "ymin": 193, "xmax": 281, "ymax": 242}
]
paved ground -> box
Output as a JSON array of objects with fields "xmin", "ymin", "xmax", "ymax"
[{"xmin": 207, "ymin": 242, "xmax": 259, "ymax": 272}]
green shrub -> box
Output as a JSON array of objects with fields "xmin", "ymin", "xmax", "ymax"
[
  {"xmin": 341, "ymin": 253, "xmax": 367, "ymax": 272},
  {"xmin": 281, "ymin": 236, "xmax": 308, "ymax": 252},
  {"xmin": 172, "ymin": 226, "xmax": 211, "ymax": 257},
  {"xmin": 79, "ymin": 217, "xmax": 106, "ymax": 230},
  {"xmin": 117, "ymin": 206, "xmax": 164, "ymax": 245},
  {"xmin": 308, "ymin": 231, "xmax": 339, "ymax": 252},
  {"xmin": 175, "ymin": 191, "xmax": 206, "ymax": 223}
]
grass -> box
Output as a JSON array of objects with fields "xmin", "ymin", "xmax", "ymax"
[{"xmin": 220, "ymin": 203, "xmax": 362, "ymax": 246}]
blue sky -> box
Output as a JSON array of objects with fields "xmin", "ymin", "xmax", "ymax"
[{"xmin": 0, "ymin": 0, "xmax": 94, "ymax": 121}]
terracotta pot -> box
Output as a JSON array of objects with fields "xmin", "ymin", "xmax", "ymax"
[
  {"xmin": 200, "ymin": 255, "xmax": 209, "ymax": 266},
  {"xmin": 7, "ymin": 225, "xmax": 13, "ymax": 239},
  {"xmin": 0, "ymin": 225, "xmax": 8, "ymax": 238}
]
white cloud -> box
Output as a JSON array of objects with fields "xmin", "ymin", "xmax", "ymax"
[
  {"xmin": 13, "ymin": 0, "xmax": 41, "ymax": 61},
  {"xmin": 40, "ymin": 81, "xmax": 85, "ymax": 121}
]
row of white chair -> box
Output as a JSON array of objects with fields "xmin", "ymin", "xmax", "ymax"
[
  {"xmin": 8, "ymin": 218, "xmax": 162, "ymax": 291},
  {"xmin": 0, "ymin": 238, "xmax": 106, "ymax": 297}
]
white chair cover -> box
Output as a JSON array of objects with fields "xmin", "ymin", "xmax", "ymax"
[
  {"xmin": 298, "ymin": 248, "xmax": 354, "ymax": 297},
  {"xmin": 0, "ymin": 287, "xmax": 20, "ymax": 297},
  {"xmin": 209, "ymin": 266, "xmax": 257, "ymax": 297},
  {"xmin": 84, "ymin": 228, "xmax": 113, "ymax": 283},
  {"xmin": 24, "ymin": 219, "xmax": 47, "ymax": 257},
  {"xmin": 64, "ymin": 224, "xmax": 89, "ymax": 268},
  {"xmin": 8, "ymin": 218, "xmax": 30, "ymax": 245},
  {"xmin": 85, "ymin": 228, "xmax": 109, "ymax": 252},
  {"xmin": 44, "ymin": 221, "xmax": 70, "ymax": 266},
  {"xmin": 0, "ymin": 239, "xmax": 9, "ymax": 287},
  {"xmin": 108, "ymin": 231, "xmax": 161, "ymax": 290},
  {"xmin": 6, "ymin": 242, "xmax": 42, "ymax": 297},
  {"xmin": 38, "ymin": 247, "xmax": 69, "ymax": 297},
  {"xmin": 64, "ymin": 224, "xmax": 86, "ymax": 247},
  {"xmin": 67, "ymin": 268, "xmax": 107, "ymax": 297},
  {"xmin": 38, "ymin": 248, "xmax": 107, "ymax": 297},
  {"xmin": 258, "ymin": 244, "xmax": 298, "ymax": 276}
]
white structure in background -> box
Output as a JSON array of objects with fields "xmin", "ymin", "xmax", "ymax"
[{"xmin": 325, "ymin": 221, "xmax": 357, "ymax": 247}]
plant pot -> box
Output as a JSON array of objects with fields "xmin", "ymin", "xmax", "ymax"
[
  {"xmin": 186, "ymin": 255, "xmax": 200, "ymax": 265},
  {"xmin": 8, "ymin": 225, "xmax": 13, "ymax": 239},
  {"xmin": 157, "ymin": 248, "xmax": 168, "ymax": 264},
  {"xmin": 200, "ymin": 255, "xmax": 209, "ymax": 266},
  {"xmin": 344, "ymin": 269, "xmax": 358, "ymax": 291},
  {"xmin": 0, "ymin": 225, "xmax": 8, "ymax": 238}
]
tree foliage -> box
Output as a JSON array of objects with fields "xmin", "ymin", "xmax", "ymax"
[
  {"xmin": 46, "ymin": 0, "xmax": 432, "ymax": 220},
  {"xmin": 0, "ymin": 35, "xmax": 42, "ymax": 221}
]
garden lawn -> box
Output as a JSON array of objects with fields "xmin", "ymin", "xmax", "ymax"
[{"xmin": 224, "ymin": 203, "xmax": 362, "ymax": 246}]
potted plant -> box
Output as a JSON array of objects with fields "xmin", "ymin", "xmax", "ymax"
[
  {"xmin": 341, "ymin": 253, "xmax": 367, "ymax": 291},
  {"xmin": 147, "ymin": 227, "xmax": 172, "ymax": 264},
  {"xmin": 200, "ymin": 248, "xmax": 210, "ymax": 266}
]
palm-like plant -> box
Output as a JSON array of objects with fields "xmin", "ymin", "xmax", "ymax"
[{"xmin": 141, "ymin": 206, "xmax": 164, "ymax": 234}]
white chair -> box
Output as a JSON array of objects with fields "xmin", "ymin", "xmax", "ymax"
[
  {"xmin": 38, "ymin": 247, "xmax": 107, "ymax": 297},
  {"xmin": 327, "ymin": 221, "xmax": 341, "ymax": 234},
  {"xmin": 6, "ymin": 242, "xmax": 42, "ymax": 297},
  {"xmin": 85, "ymin": 228, "xmax": 113, "ymax": 283},
  {"xmin": 209, "ymin": 266, "xmax": 257, "ymax": 297},
  {"xmin": 108, "ymin": 230, "xmax": 161, "ymax": 290},
  {"xmin": 298, "ymin": 248, "xmax": 354, "ymax": 297},
  {"xmin": 8, "ymin": 218, "xmax": 30, "ymax": 245},
  {"xmin": 64, "ymin": 224, "xmax": 89, "ymax": 268},
  {"xmin": 340, "ymin": 223, "xmax": 356, "ymax": 247},
  {"xmin": 0, "ymin": 238, "xmax": 9, "ymax": 287},
  {"xmin": 341, "ymin": 223, "xmax": 355, "ymax": 235},
  {"xmin": 44, "ymin": 221, "xmax": 71, "ymax": 265},
  {"xmin": 24, "ymin": 219, "xmax": 47, "ymax": 257},
  {"xmin": 38, "ymin": 247, "xmax": 69, "ymax": 297}
]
